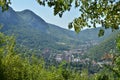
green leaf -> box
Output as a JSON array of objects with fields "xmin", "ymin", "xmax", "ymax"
[
  {"xmin": 68, "ymin": 22, "xmax": 73, "ymax": 29},
  {"xmin": 74, "ymin": 24, "xmax": 80, "ymax": 33},
  {"xmin": 98, "ymin": 29, "xmax": 104, "ymax": 37}
]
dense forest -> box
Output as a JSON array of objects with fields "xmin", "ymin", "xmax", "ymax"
[{"xmin": 0, "ymin": 26, "xmax": 120, "ymax": 80}]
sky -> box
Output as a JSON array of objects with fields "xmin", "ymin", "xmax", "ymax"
[{"xmin": 10, "ymin": 0, "xmax": 80, "ymax": 29}]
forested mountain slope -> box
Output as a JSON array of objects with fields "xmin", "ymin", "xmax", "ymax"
[
  {"xmin": 0, "ymin": 7, "xmax": 114, "ymax": 53},
  {"xmin": 87, "ymin": 30, "xmax": 120, "ymax": 61}
]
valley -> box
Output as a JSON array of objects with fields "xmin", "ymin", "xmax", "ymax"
[{"xmin": 0, "ymin": 7, "xmax": 119, "ymax": 72}]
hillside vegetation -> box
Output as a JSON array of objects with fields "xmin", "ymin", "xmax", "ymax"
[
  {"xmin": 87, "ymin": 30, "xmax": 120, "ymax": 61},
  {"xmin": 0, "ymin": 31, "xmax": 120, "ymax": 80},
  {"xmin": 0, "ymin": 7, "xmax": 113, "ymax": 54}
]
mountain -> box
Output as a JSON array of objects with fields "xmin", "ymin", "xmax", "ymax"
[
  {"xmin": 17, "ymin": 9, "xmax": 49, "ymax": 32},
  {"xmin": 0, "ymin": 7, "xmax": 114, "ymax": 54},
  {"xmin": 0, "ymin": 7, "xmax": 19, "ymax": 23}
]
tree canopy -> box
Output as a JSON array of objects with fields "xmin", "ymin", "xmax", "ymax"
[
  {"xmin": 1, "ymin": 0, "xmax": 120, "ymax": 36},
  {"xmin": 0, "ymin": 0, "xmax": 11, "ymax": 11}
]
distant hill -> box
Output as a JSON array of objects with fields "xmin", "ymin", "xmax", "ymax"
[
  {"xmin": 0, "ymin": 7, "xmax": 114, "ymax": 54},
  {"xmin": 86, "ymin": 30, "xmax": 120, "ymax": 61}
]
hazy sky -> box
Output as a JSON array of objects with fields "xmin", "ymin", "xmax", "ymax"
[{"xmin": 10, "ymin": 0, "xmax": 80, "ymax": 29}]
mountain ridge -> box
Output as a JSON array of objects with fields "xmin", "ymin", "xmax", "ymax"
[{"xmin": 0, "ymin": 7, "xmax": 114, "ymax": 53}]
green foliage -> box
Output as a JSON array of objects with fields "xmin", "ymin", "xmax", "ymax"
[
  {"xmin": 1, "ymin": 30, "xmax": 119, "ymax": 80},
  {"xmin": 37, "ymin": 0, "xmax": 73, "ymax": 17},
  {"xmin": 0, "ymin": 25, "xmax": 120, "ymax": 80},
  {"xmin": 116, "ymin": 35, "xmax": 120, "ymax": 50},
  {"xmin": 0, "ymin": 31, "xmax": 88, "ymax": 80},
  {"xmin": 110, "ymin": 36, "xmax": 120, "ymax": 78},
  {"xmin": 0, "ymin": 0, "xmax": 11, "ymax": 11},
  {"xmin": 98, "ymin": 29, "xmax": 104, "ymax": 37}
]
